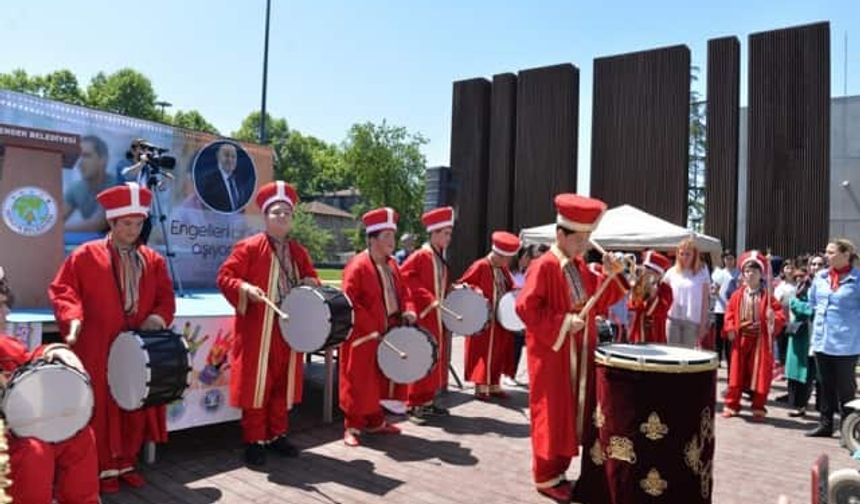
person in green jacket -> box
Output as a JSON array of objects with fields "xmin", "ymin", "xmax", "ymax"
[{"xmin": 785, "ymin": 257, "xmax": 825, "ymax": 417}]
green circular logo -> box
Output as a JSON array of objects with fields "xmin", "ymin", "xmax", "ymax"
[{"xmin": 2, "ymin": 186, "xmax": 58, "ymax": 236}]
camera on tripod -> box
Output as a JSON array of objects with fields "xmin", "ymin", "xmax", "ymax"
[{"xmin": 125, "ymin": 139, "xmax": 177, "ymax": 186}]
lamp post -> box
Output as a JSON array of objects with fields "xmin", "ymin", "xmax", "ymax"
[
  {"xmin": 155, "ymin": 101, "xmax": 172, "ymax": 122},
  {"xmin": 260, "ymin": 0, "xmax": 271, "ymax": 145}
]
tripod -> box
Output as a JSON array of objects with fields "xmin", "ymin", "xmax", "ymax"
[{"xmin": 144, "ymin": 169, "xmax": 185, "ymax": 297}]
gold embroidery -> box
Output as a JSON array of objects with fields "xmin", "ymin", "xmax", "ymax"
[
  {"xmin": 590, "ymin": 440, "xmax": 606, "ymax": 466},
  {"xmin": 593, "ymin": 402, "xmax": 606, "ymax": 429},
  {"xmin": 700, "ymin": 407, "xmax": 714, "ymax": 441},
  {"xmin": 684, "ymin": 434, "xmax": 703, "ymax": 474},
  {"xmin": 700, "ymin": 460, "xmax": 713, "ymax": 498},
  {"xmin": 606, "ymin": 436, "xmax": 637, "ymax": 464},
  {"xmin": 640, "ymin": 411, "xmax": 669, "ymax": 441},
  {"xmin": 640, "ymin": 468, "xmax": 668, "ymax": 497}
]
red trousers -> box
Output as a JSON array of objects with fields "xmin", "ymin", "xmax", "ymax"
[
  {"xmin": 240, "ymin": 348, "xmax": 290, "ymax": 443},
  {"xmin": 533, "ymin": 454, "xmax": 572, "ymax": 487},
  {"xmin": 725, "ymin": 334, "xmax": 770, "ymax": 412},
  {"xmin": 9, "ymin": 426, "xmax": 100, "ymax": 504}
]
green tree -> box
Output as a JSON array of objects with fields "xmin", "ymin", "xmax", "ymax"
[
  {"xmin": 688, "ymin": 66, "xmax": 706, "ymax": 232},
  {"xmin": 41, "ymin": 70, "xmax": 86, "ymax": 105},
  {"xmin": 290, "ymin": 206, "xmax": 333, "ymax": 260},
  {"xmin": 86, "ymin": 68, "xmax": 159, "ymax": 120},
  {"xmin": 343, "ymin": 121, "xmax": 427, "ymax": 246},
  {"xmin": 172, "ymin": 110, "xmax": 220, "ymax": 134},
  {"xmin": 0, "ymin": 68, "xmax": 86, "ymax": 105},
  {"xmin": 0, "ymin": 69, "xmax": 42, "ymax": 94},
  {"xmin": 232, "ymin": 111, "xmax": 289, "ymax": 146},
  {"xmin": 281, "ymin": 131, "xmax": 352, "ymax": 198}
]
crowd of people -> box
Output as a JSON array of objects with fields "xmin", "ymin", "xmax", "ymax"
[{"xmin": 0, "ymin": 175, "xmax": 857, "ymax": 503}]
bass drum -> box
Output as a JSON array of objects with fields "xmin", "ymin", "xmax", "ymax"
[
  {"xmin": 496, "ymin": 289, "xmax": 524, "ymax": 332},
  {"xmin": 280, "ymin": 285, "xmax": 353, "ymax": 352}
]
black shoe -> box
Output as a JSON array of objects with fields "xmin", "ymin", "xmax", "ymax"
[
  {"xmin": 788, "ymin": 408, "xmax": 807, "ymax": 418},
  {"xmin": 805, "ymin": 424, "xmax": 833, "ymax": 438},
  {"xmin": 775, "ymin": 393, "xmax": 789, "ymax": 403},
  {"xmin": 268, "ymin": 436, "xmax": 299, "ymax": 457},
  {"xmin": 426, "ymin": 404, "xmax": 450, "ymax": 417},
  {"xmin": 245, "ymin": 443, "xmax": 267, "ymax": 466},
  {"xmin": 407, "ymin": 407, "xmax": 427, "ymax": 425}
]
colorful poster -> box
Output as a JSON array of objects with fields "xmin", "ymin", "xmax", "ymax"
[
  {"xmin": 5, "ymin": 321, "xmax": 42, "ymax": 350},
  {"xmin": 167, "ymin": 315, "xmax": 240, "ymax": 431},
  {"xmin": 0, "ymin": 90, "xmax": 274, "ymax": 289}
]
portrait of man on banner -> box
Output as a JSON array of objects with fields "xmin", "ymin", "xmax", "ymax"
[{"xmin": 192, "ymin": 141, "xmax": 257, "ymax": 214}]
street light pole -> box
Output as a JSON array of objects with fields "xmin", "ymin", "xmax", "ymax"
[{"xmin": 260, "ymin": 0, "xmax": 272, "ymax": 145}]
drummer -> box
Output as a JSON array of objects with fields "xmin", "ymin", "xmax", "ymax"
[
  {"xmin": 1, "ymin": 268, "xmax": 100, "ymax": 503},
  {"xmin": 627, "ymin": 250, "xmax": 674, "ymax": 344},
  {"xmin": 400, "ymin": 206, "xmax": 455, "ymax": 424},
  {"xmin": 515, "ymin": 194, "xmax": 627, "ymax": 503},
  {"xmin": 217, "ymin": 181, "xmax": 320, "ymax": 466},
  {"xmin": 339, "ymin": 207, "xmax": 417, "ymax": 447},
  {"xmin": 458, "ymin": 231, "xmax": 520, "ymax": 400},
  {"xmin": 49, "ymin": 183, "xmax": 175, "ymax": 494}
]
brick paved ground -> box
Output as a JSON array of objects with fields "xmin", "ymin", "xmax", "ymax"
[{"xmin": 105, "ymin": 338, "xmax": 855, "ymax": 504}]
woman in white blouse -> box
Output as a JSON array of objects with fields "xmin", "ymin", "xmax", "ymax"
[{"xmin": 664, "ymin": 238, "xmax": 711, "ymax": 348}]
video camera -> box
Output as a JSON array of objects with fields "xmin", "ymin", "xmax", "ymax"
[{"xmin": 126, "ymin": 139, "xmax": 177, "ymax": 175}]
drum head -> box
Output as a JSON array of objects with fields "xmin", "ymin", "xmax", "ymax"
[
  {"xmin": 595, "ymin": 343, "xmax": 718, "ymax": 372},
  {"xmin": 377, "ymin": 327, "xmax": 437, "ymax": 384},
  {"xmin": 280, "ymin": 286, "xmax": 332, "ymax": 353},
  {"xmin": 3, "ymin": 364, "xmax": 93, "ymax": 443},
  {"xmin": 108, "ymin": 332, "xmax": 150, "ymax": 410},
  {"xmin": 497, "ymin": 290, "xmax": 524, "ymax": 332},
  {"xmin": 442, "ymin": 288, "xmax": 490, "ymax": 336}
]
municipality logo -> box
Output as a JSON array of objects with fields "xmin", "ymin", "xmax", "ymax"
[{"xmin": 2, "ymin": 186, "xmax": 58, "ymax": 236}]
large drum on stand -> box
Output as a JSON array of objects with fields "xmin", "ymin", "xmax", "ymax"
[{"xmin": 576, "ymin": 344, "xmax": 718, "ymax": 504}]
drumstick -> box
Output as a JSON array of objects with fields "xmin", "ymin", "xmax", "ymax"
[
  {"xmin": 439, "ymin": 303, "xmax": 464, "ymax": 321},
  {"xmin": 381, "ymin": 338, "xmax": 408, "ymax": 359},
  {"xmin": 578, "ymin": 272, "xmax": 617, "ymax": 319},
  {"xmin": 260, "ymin": 296, "xmax": 290, "ymax": 320},
  {"xmin": 589, "ymin": 239, "xmax": 607, "ymax": 256}
]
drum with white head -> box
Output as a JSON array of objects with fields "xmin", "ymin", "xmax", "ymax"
[
  {"xmin": 279, "ymin": 285, "xmax": 353, "ymax": 352},
  {"xmin": 441, "ymin": 286, "xmax": 490, "ymax": 336},
  {"xmin": 1, "ymin": 360, "xmax": 94, "ymax": 442},
  {"xmin": 496, "ymin": 289, "xmax": 524, "ymax": 332},
  {"xmin": 377, "ymin": 326, "xmax": 438, "ymax": 384},
  {"xmin": 108, "ymin": 330, "xmax": 192, "ymax": 411}
]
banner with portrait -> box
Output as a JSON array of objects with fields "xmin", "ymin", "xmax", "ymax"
[{"xmin": 0, "ymin": 90, "xmax": 274, "ymax": 290}]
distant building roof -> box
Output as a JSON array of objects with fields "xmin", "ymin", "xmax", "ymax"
[{"xmin": 301, "ymin": 201, "xmax": 355, "ymax": 219}]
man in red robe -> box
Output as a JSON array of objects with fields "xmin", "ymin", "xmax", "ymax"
[
  {"xmin": 628, "ymin": 250, "xmax": 674, "ymax": 344},
  {"xmin": 217, "ymin": 181, "xmax": 320, "ymax": 466},
  {"xmin": 339, "ymin": 207, "xmax": 418, "ymax": 447},
  {"xmin": 515, "ymin": 194, "xmax": 627, "ymax": 503},
  {"xmin": 722, "ymin": 250, "xmax": 785, "ymax": 421},
  {"xmin": 400, "ymin": 206, "xmax": 454, "ymax": 424},
  {"xmin": 49, "ymin": 183, "xmax": 175, "ymax": 494},
  {"xmin": 459, "ymin": 231, "xmax": 519, "ymax": 399},
  {"xmin": 1, "ymin": 268, "xmax": 100, "ymax": 504}
]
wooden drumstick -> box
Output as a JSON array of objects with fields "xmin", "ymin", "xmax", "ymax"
[
  {"xmin": 589, "ymin": 239, "xmax": 608, "ymax": 256},
  {"xmin": 439, "ymin": 303, "xmax": 464, "ymax": 321},
  {"xmin": 260, "ymin": 296, "xmax": 290, "ymax": 320},
  {"xmin": 578, "ymin": 271, "xmax": 617, "ymax": 319},
  {"xmin": 381, "ymin": 338, "xmax": 408, "ymax": 359}
]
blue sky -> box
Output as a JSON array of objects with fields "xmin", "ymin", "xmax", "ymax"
[{"xmin": 2, "ymin": 1, "xmax": 858, "ymax": 191}]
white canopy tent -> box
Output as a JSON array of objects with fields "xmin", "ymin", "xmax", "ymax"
[{"xmin": 519, "ymin": 204, "xmax": 723, "ymax": 263}]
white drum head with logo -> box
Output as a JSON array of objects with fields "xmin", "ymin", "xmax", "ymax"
[
  {"xmin": 3, "ymin": 363, "xmax": 94, "ymax": 443},
  {"xmin": 280, "ymin": 286, "xmax": 332, "ymax": 352},
  {"xmin": 377, "ymin": 327, "xmax": 437, "ymax": 384},
  {"xmin": 442, "ymin": 287, "xmax": 489, "ymax": 336},
  {"xmin": 497, "ymin": 290, "xmax": 524, "ymax": 331},
  {"xmin": 108, "ymin": 332, "xmax": 150, "ymax": 411}
]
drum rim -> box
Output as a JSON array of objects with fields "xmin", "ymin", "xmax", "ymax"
[{"xmin": 594, "ymin": 346, "xmax": 718, "ymax": 373}]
